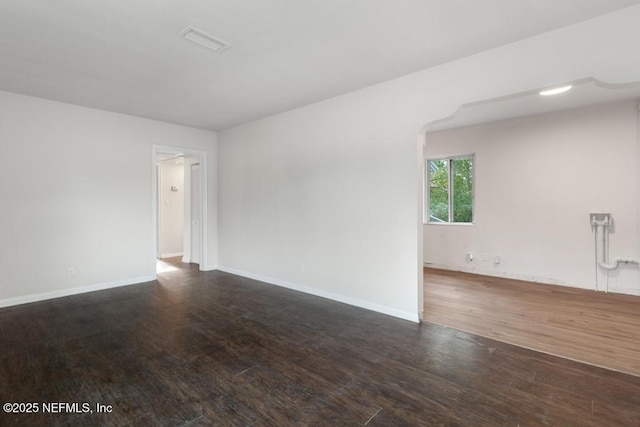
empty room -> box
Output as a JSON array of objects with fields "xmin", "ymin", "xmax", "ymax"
[{"xmin": 1, "ymin": 1, "xmax": 640, "ymax": 425}]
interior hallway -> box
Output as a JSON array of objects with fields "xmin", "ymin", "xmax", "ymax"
[{"xmin": 424, "ymin": 267, "xmax": 640, "ymax": 377}]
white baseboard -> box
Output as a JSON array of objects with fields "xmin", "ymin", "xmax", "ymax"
[
  {"xmin": 423, "ymin": 262, "xmax": 582, "ymax": 288},
  {"xmin": 217, "ymin": 266, "xmax": 419, "ymax": 323},
  {"xmin": 159, "ymin": 252, "xmax": 183, "ymax": 259},
  {"xmin": 201, "ymin": 264, "xmax": 218, "ymax": 272},
  {"xmin": 0, "ymin": 275, "xmax": 156, "ymax": 308}
]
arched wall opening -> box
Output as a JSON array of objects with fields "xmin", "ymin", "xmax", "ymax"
[{"xmin": 418, "ymin": 78, "xmax": 640, "ymax": 320}]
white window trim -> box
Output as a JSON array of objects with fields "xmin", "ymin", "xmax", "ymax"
[{"xmin": 424, "ymin": 154, "xmax": 475, "ymax": 225}]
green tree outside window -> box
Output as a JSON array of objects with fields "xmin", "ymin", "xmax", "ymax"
[{"xmin": 427, "ymin": 156, "xmax": 473, "ymax": 223}]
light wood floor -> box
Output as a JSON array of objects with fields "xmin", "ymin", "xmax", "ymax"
[{"xmin": 424, "ymin": 268, "xmax": 640, "ymax": 377}]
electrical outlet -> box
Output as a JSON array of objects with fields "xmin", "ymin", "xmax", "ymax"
[
  {"xmin": 494, "ymin": 256, "xmax": 501, "ymax": 265},
  {"xmin": 67, "ymin": 267, "xmax": 77, "ymax": 278}
]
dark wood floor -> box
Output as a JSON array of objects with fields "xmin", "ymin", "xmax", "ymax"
[{"xmin": 1, "ymin": 260, "xmax": 639, "ymax": 426}]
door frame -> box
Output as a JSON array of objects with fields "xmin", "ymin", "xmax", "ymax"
[
  {"xmin": 152, "ymin": 144, "xmax": 208, "ymax": 276},
  {"xmin": 189, "ymin": 162, "xmax": 201, "ymax": 265}
]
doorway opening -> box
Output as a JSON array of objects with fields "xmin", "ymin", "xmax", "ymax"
[
  {"xmin": 417, "ymin": 77, "xmax": 640, "ymax": 375},
  {"xmin": 152, "ymin": 145, "xmax": 208, "ymax": 277}
]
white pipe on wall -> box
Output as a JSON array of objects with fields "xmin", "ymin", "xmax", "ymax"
[
  {"xmin": 593, "ymin": 102, "xmax": 640, "ymax": 290},
  {"xmin": 593, "ymin": 218, "xmax": 640, "ymax": 292},
  {"xmin": 599, "ymin": 256, "xmax": 640, "ymax": 270}
]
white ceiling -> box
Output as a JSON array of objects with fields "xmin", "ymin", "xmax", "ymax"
[
  {"xmin": 428, "ymin": 79, "xmax": 640, "ymax": 132},
  {"xmin": 1, "ymin": 0, "xmax": 639, "ymax": 131}
]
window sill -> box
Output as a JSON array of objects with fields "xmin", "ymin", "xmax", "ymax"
[{"xmin": 424, "ymin": 222, "xmax": 474, "ymax": 226}]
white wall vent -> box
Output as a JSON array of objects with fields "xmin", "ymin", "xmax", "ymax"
[{"xmin": 180, "ymin": 26, "xmax": 231, "ymax": 53}]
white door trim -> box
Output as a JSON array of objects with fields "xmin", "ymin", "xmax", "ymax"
[{"xmin": 190, "ymin": 162, "xmax": 201, "ymax": 265}]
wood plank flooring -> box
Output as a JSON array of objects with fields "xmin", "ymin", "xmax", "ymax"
[
  {"xmin": 0, "ymin": 260, "xmax": 639, "ymax": 425},
  {"xmin": 424, "ymin": 267, "xmax": 640, "ymax": 377}
]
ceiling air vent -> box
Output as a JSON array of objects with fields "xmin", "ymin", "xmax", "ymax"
[{"xmin": 180, "ymin": 26, "xmax": 231, "ymax": 53}]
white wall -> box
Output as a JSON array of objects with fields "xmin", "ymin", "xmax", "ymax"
[
  {"xmin": 158, "ymin": 160, "xmax": 184, "ymax": 258},
  {"xmin": 0, "ymin": 90, "xmax": 217, "ymax": 306},
  {"xmin": 424, "ymin": 102, "xmax": 639, "ymax": 295},
  {"xmin": 5, "ymin": 6, "xmax": 640, "ymax": 316},
  {"xmin": 218, "ymin": 5, "xmax": 640, "ymax": 321}
]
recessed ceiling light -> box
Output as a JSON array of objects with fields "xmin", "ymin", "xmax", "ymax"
[
  {"xmin": 539, "ymin": 85, "xmax": 573, "ymax": 96},
  {"xmin": 180, "ymin": 26, "xmax": 231, "ymax": 53}
]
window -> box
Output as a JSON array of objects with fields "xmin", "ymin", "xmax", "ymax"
[{"xmin": 426, "ymin": 155, "xmax": 474, "ymax": 223}]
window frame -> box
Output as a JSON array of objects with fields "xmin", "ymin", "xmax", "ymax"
[{"xmin": 425, "ymin": 154, "xmax": 475, "ymax": 225}]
